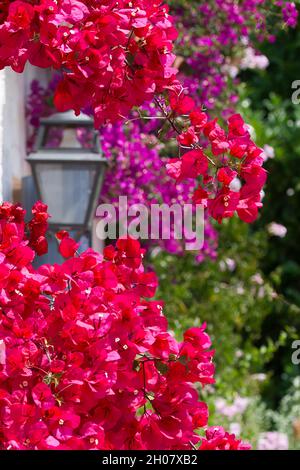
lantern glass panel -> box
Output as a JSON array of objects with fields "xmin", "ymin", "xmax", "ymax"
[
  {"xmin": 34, "ymin": 162, "xmax": 98, "ymax": 226},
  {"xmin": 44, "ymin": 127, "xmax": 92, "ymax": 150}
]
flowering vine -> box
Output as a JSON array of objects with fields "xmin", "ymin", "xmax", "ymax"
[
  {"xmin": 26, "ymin": 76, "xmax": 219, "ymax": 261},
  {"xmin": 0, "ymin": 0, "xmax": 177, "ymax": 126},
  {"xmin": 1, "ymin": 0, "xmax": 272, "ymax": 225},
  {"xmin": 0, "ymin": 201, "xmax": 250, "ymax": 450}
]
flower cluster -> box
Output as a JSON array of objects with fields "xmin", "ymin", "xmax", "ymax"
[
  {"xmin": 200, "ymin": 426, "xmax": 250, "ymax": 450},
  {"xmin": 165, "ymin": 93, "xmax": 267, "ymax": 223},
  {"xmin": 215, "ymin": 396, "xmax": 250, "ymax": 419},
  {"xmin": 0, "ymin": 202, "xmax": 249, "ymax": 450},
  {"xmin": 257, "ymin": 432, "xmax": 289, "ymax": 450},
  {"xmin": 0, "ymin": 0, "xmax": 177, "ymax": 126},
  {"xmin": 173, "ymin": 0, "xmax": 298, "ymax": 112},
  {"xmin": 278, "ymin": 1, "xmax": 298, "ymax": 27}
]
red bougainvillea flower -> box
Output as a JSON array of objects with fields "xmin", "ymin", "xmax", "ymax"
[
  {"xmin": 0, "ymin": 202, "xmax": 250, "ymax": 450},
  {"xmin": 192, "ymin": 187, "xmax": 209, "ymax": 208}
]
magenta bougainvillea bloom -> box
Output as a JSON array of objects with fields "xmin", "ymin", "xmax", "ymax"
[{"xmin": 0, "ymin": 202, "xmax": 250, "ymax": 450}]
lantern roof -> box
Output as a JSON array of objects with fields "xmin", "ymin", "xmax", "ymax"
[
  {"xmin": 40, "ymin": 110, "xmax": 94, "ymax": 128},
  {"xmin": 27, "ymin": 151, "xmax": 107, "ymax": 162}
]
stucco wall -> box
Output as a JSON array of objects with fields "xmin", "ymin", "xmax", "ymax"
[
  {"xmin": 0, "ymin": 70, "xmax": 5, "ymax": 201},
  {"xmin": 0, "ymin": 65, "xmax": 50, "ymax": 202},
  {"xmin": 0, "ymin": 68, "xmax": 26, "ymax": 202}
]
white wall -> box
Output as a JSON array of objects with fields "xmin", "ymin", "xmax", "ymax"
[
  {"xmin": 0, "ymin": 65, "xmax": 50, "ymax": 202},
  {"xmin": 0, "ymin": 68, "xmax": 26, "ymax": 202},
  {"xmin": 0, "ymin": 70, "xmax": 5, "ymax": 201}
]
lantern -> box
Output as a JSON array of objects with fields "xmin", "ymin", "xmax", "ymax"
[{"xmin": 27, "ymin": 110, "xmax": 107, "ymax": 234}]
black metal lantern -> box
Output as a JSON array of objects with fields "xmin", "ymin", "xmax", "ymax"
[{"xmin": 27, "ymin": 111, "xmax": 107, "ymax": 235}]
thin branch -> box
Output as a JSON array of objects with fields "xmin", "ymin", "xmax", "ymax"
[{"xmin": 154, "ymin": 97, "xmax": 182, "ymax": 135}]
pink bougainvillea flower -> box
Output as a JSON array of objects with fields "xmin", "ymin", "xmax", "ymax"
[
  {"xmin": 177, "ymin": 127, "xmax": 199, "ymax": 146},
  {"xmin": 189, "ymin": 110, "xmax": 208, "ymax": 131},
  {"xmin": 193, "ymin": 187, "xmax": 209, "ymax": 208},
  {"xmin": 169, "ymin": 93, "xmax": 195, "ymax": 114},
  {"xmin": 200, "ymin": 426, "xmax": 251, "ymax": 450},
  {"xmin": 237, "ymin": 184, "xmax": 263, "ymax": 223},
  {"xmin": 208, "ymin": 189, "xmax": 240, "ymax": 224},
  {"xmin": 56, "ymin": 231, "xmax": 79, "ymax": 258},
  {"xmin": 166, "ymin": 149, "xmax": 208, "ymax": 182},
  {"xmin": 8, "ymin": 1, "xmax": 35, "ymax": 29},
  {"xmin": 227, "ymin": 114, "xmax": 250, "ymax": 137},
  {"xmin": 217, "ymin": 167, "xmax": 238, "ymax": 185}
]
